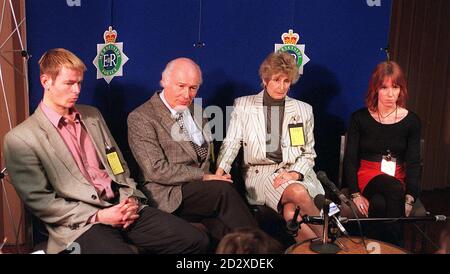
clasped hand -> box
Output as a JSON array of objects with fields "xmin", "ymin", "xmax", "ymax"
[{"xmin": 97, "ymin": 197, "xmax": 140, "ymax": 229}]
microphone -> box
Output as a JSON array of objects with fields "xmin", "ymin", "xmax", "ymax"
[
  {"xmin": 331, "ymin": 215, "xmax": 348, "ymax": 236},
  {"xmin": 302, "ymin": 215, "xmax": 349, "ymax": 224},
  {"xmin": 286, "ymin": 206, "xmax": 300, "ymax": 236},
  {"xmin": 310, "ymin": 194, "xmax": 341, "ymax": 254},
  {"xmin": 317, "ymin": 171, "xmax": 351, "ymax": 206},
  {"xmin": 435, "ymin": 215, "xmax": 447, "ymax": 222},
  {"xmin": 314, "ymin": 194, "xmax": 337, "ymax": 215},
  {"xmin": 314, "ymin": 194, "xmax": 348, "ymax": 235},
  {"xmin": 314, "ymin": 194, "xmax": 325, "ymax": 211}
]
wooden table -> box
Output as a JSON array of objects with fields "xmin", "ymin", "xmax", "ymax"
[{"xmin": 286, "ymin": 237, "xmax": 408, "ymax": 254}]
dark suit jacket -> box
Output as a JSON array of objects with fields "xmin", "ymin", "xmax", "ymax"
[
  {"xmin": 3, "ymin": 105, "xmax": 146, "ymax": 253},
  {"xmin": 127, "ymin": 91, "xmax": 212, "ymax": 213}
]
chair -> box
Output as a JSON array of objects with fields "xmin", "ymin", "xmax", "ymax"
[
  {"xmin": 228, "ymin": 147, "xmax": 296, "ymax": 249},
  {"xmin": 337, "ymin": 135, "xmax": 429, "ymax": 252},
  {"xmin": 26, "ymin": 210, "xmax": 142, "ymax": 254}
]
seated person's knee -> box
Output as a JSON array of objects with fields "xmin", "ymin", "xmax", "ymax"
[
  {"xmin": 286, "ymin": 184, "xmax": 310, "ymax": 205},
  {"xmin": 208, "ymin": 180, "xmax": 235, "ymax": 195},
  {"xmin": 179, "ymin": 228, "xmax": 210, "ymax": 254}
]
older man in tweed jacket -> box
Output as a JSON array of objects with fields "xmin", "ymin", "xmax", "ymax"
[{"xmin": 128, "ymin": 57, "xmax": 257, "ymax": 242}]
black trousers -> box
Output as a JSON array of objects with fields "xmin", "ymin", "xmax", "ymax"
[
  {"xmin": 174, "ymin": 180, "xmax": 258, "ymax": 243},
  {"xmin": 363, "ymin": 174, "xmax": 405, "ymax": 246},
  {"xmin": 70, "ymin": 206, "xmax": 209, "ymax": 254}
]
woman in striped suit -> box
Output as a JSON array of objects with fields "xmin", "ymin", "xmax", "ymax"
[{"xmin": 216, "ymin": 52, "xmax": 324, "ymax": 242}]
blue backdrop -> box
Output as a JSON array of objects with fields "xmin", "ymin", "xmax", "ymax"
[{"xmin": 25, "ymin": 0, "xmax": 392, "ymax": 182}]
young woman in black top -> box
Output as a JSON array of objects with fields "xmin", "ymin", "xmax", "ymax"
[{"xmin": 344, "ymin": 61, "xmax": 421, "ymax": 246}]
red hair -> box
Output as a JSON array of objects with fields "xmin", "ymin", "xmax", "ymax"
[{"xmin": 365, "ymin": 61, "xmax": 408, "ymax": 112}]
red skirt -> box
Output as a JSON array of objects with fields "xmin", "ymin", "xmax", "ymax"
[{"xmin": 357, "ymin": 160, "xmax": 406, "ymax": 193}]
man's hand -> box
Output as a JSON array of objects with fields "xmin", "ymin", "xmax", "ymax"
[
  {"xmin": 121, "ymin": 197, "xmax": 140, "ymax": 229},
  {"xmin": 97, "ymin": 198, "xmax": 140, "ymax": 228},
  {"xmin": 203, "ymin": 173, "xmax": 232, "ymax": 183},
  {"xmin": 272, "ymin": 171, "xmax": 299, "ymax": 189}
]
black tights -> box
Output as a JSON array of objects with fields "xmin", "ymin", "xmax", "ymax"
[{"xmin": 363, "ymin": 174, "xmax": 405, "ymax": 246}]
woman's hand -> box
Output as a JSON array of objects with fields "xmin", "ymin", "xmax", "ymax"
[
  {"xmin": 405, "ymin": 203, "xmax": 413, "ymax": 217},
  {"xmin": 215, "ymin": 168, "xmax": 225, "ymax": 176},
  {"xmin": 352, "ymin": 195, "xmax": 369, "ymax": 217},
  {"xmin": 405, "ymin": 194, "xmax": 415, "ymax": 217},
  {"xmin": 273, "ymin": 171, "xmax": 299, "ymax": 189}
]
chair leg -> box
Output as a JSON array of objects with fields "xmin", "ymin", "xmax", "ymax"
[
  {"xmin": 411, "ymin": 222, "xmax": 428, "ymax": 253},
  {"xmin": 408, "ymin": 224, "xmax": 417, "ymax": 253},
  {"xmin": 419, "ymin": 223, "xmax": 428, "ymax": 253}
]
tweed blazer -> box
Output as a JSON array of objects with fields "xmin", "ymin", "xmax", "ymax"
[
  {"xmin": 127, "ymin": 91, "xmax": 212, "ymax": 213},
  {"xmin": 3, "ymin": 105, "xmax": 145, "ymax": 254},
  {"xmin": 217, "ymin": 91, "xmax": 324, "ymax": 200}
]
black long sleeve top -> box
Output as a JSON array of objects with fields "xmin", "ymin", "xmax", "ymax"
[{"xmin": 343, "ymin": 108, "xmax": 421, "ymax": 199}]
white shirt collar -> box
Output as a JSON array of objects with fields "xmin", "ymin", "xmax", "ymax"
[
  {"xmin": 159, "ymin": 90, "xmax": 180, "ymax": 118},
  {"xmin": 159, "ymin": 90, "xmax": 204, "ymax": 146}
]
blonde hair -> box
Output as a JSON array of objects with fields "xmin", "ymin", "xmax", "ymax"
[
  {"xmin": 259, "ymin": 52, "xmax": 299, "ymax": 87},
  {"xmin": 39, "ymin": 48, "xmax": 86, "ymax": 80}
]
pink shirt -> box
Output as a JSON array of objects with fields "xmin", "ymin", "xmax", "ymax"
[{"xmin": 40, "ymin": 102, "xmax": 115, "ymax": 200}]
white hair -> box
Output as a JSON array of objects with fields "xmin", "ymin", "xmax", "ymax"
[{"xmin": 160, "ymin": 57, "xmax": 203, "ymax": 88}]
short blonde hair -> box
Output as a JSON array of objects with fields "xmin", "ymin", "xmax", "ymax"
[
  {"xmin": 259, "ymin": 52, "xmax": 299, "ymax": 87},
  {"xmin": 39, "ymin": 48, "xmax": 86, "ymax": 80}
]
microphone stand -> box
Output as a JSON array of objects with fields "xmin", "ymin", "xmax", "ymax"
[
  {"xmin": 286, "ymin": 206, "xmax": 301, "ymax": 237},
  {"xmin": 301, "ymin": 215, "xmax": 448, "ymax": 224},
  {"xmin": 310, "ymin": 199, "xmax": 341, "ymax": 254},
  {"xmin": 342, "ymin": 215, "xmax": 448, "ymax": 223},
  {"xmin": 302, "ymin": 215, "xmax": 447, "ymax": 252}
]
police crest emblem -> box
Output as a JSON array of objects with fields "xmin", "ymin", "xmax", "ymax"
[
  {"xmin": 274, "ymin": 29, "xmax": 310, "ymax": 75},
  {"xmin": 93, "ymin": 26, "xmax": 129, "ymax": 83}
]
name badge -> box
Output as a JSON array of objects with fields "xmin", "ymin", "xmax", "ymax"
[
  {"xmin": 106, "ymin": 146, "xmax": 124, "ymax": 175},
  {"xmin": 288, "ymin": 123, "xmax": 305, "ymax": 147},
  {"xmin": 381, "ymin": 155, "xmax": 396, "ymax": 177}
]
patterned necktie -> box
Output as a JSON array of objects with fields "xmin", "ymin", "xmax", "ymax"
[{"xmin": 175, "ymin": 113, "xmax": 208, "ymax": 163}]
